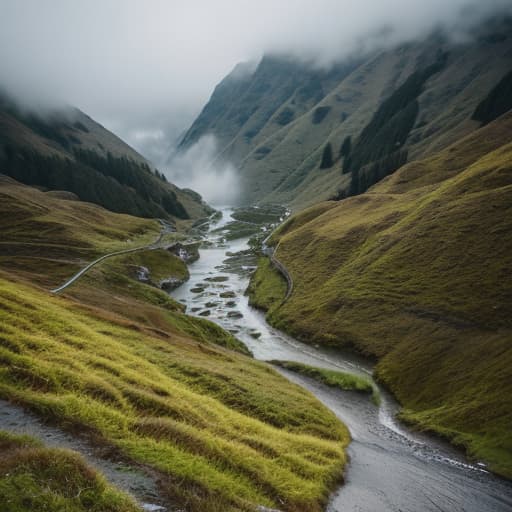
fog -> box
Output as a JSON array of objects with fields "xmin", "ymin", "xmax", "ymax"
[
  {"xmin": 167, "ymin": 135, "xmax": 239, "ymax": 206},
  {"xmin": 0, "ymin": 0, "xmax": 510, "ymax": 200}
]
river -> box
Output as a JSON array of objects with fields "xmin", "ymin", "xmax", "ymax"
[{"xmin": 171, "ymin": 208, "xmax": 512, "ymax": 512}]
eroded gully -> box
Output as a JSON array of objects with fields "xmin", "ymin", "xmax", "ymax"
[{"xmin": 170, "ymin": 208, "xmax": 512, "ymax": 512}]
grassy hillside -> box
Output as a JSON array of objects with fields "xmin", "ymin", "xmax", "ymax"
[
  {"xmin": 0, "ymin": 431, "xmax": 139, "ymax": 512},
  {"xmin": 0, "ymin": 178, "xmax": 350, "ymax": 511},
  {"xmin": 0, "ymin": 176, "xmax": 161, "ymax": 288},
  {"xmin": 0, "ymin": 93, "xmax": 211, "ymax": 221},
  {"xmin": 0, "ymin": 273, "xmax": 349, "ymax": 511},
  {"xmin": 248, "ymin": 113, "xmax": 512, "ymax": 478},
  {"xmin": 180, "ymin": 18, "xmax": 512, "ymax": 208}
]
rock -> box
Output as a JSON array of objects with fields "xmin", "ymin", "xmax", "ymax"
[
  {"xmin": 227, "ymin": 311, "xmax": 243, "ymax": 319},
  {"xmin": 167, "ymin": 242, "xmax": 200, "ymax": 263},
  {"xmin": 249, "ymin": 331, "xmax": 261, "ymax": 339},
  {"xmin": 134, "ymin": 265, "xmax": 150, "ymax": 282},
  {"xmin": 219, "ymin": 291, "xmax": 236, "ymax": 298},
  {"xmin": 225, "ymin": 301, "xmax": 237, "ymax": 308},
  {"xmin": 205, "ymin": 301, "xmax": 219, "ymax": 308},
  {"xmin": 205, "ymin": 275, "xmax": 229, "ymax": 282},
  {"xmin": 191, "ymin": 287, "xmax": 205, "ymax": 293},
  {"xmin": 199, "ymin": 310, "xmax": 211, "ymax": 316},
  {"xmin": 159, "ymin": 277, "xmax": 185, "ymax": 291}
]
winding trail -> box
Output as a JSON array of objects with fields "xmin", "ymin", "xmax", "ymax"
[
  {"xmin": 262, "ymin": 236, "xmax": 293, "ymax": 303},
  {"xmin": 269, "ymin": 250, "xmax": 293, "ymax": 302},
  {"xmin": 51, "ymin": 220, "xmax": 173, "ymax": 294}
]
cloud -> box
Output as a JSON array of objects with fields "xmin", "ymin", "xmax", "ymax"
[
  {"xmin": 0, "ymin": 0, "xmax": 510, "ymax": 162},
  {"xmin": 165, "ymin": 135, "xmax": 240, "ymax": 206}
]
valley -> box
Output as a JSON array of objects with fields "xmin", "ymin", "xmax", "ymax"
[{"xmin": 1, "ymin": 5, "xmax": 511, "ymax": 511}]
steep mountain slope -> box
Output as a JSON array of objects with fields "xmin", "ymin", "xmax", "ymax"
[
  {"xmin": 180, "ymin": 17, "xmax": 512, "ymax": 208},
  {"xmin": 0, "ymin": 93, "xmax": 211, "ymax": 221},
  {"xmin": 179, "ymin": 56, "xmax": 359, "ymax": 164},
  {"xmin": 248, "ymin": 112, "xmax": 512, "ymax": 478},
  {"xmin": 0, "ymin": 177, "xmax": 349, "ymax": 511}
]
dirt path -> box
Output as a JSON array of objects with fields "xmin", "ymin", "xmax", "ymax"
[{"xmin": 0, "ymin": 399, "xmax": 169, "ymax": 511}]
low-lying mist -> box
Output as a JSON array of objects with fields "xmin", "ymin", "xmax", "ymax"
[{"xmin": 164, "ymin": 135, "xmax": 240, "ymax": 207}]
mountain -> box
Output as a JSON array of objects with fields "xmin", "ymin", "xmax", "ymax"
[
  {"xmin": 248, "ymin": 111, "xmax": 512, "ymax": 478},
  {"xmin": 0, "ymin": 93, "xmax": 212, "ymax": 221},
  {"xmin": 180, "ymin": 16, "xmax": 512, "ymax": 208}
]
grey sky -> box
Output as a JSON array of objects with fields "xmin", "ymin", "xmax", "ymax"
[{"xmin": 0, "ymin": 0, "xmax": 510, "ymax": 167}]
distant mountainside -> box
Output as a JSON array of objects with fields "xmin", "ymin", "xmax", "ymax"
[
  {"xmin": 0, "ymin": 93, "xmax": 212, "ymax": 221},
  {"xmin": 180, "ymin": 17, "xmax": 512, "ymax": 208}
]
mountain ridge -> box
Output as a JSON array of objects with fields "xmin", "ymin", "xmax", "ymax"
[{"xmin": 179, "ymin": 16, "xmax": 512, "ymax": 208}]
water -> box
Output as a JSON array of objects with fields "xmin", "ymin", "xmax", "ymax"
[{"xmin": 171, "ymin": 208, "xmax": 512, "ymax": 512}]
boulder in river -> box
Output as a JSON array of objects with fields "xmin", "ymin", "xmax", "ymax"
[
  {"xmin": 205, "ymin": 275, "xmax": 229, "ymax": 282},
  {"xmin": 159, "ymin": 277, "xmax": 186, "ymax": 291}
]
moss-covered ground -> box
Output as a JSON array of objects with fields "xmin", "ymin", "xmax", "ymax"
[
  {"xmin": 0, "ymin": 431, "xmax": 139, "ymax": 512},
  {"xmin": 248, "ymin": 113, "xmax": 512, "ymax": 478},
  {"xmin": 246, "ymin": 257, "xmax": 287, "ymax": 313}
]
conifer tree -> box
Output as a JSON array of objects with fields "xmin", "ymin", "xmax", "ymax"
[{"xmin": 319, "ymin": 142, "xmax": 333, "ymax": 169}]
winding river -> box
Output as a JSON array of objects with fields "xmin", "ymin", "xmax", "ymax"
[{"xmin": 171, "ymin": 208, "xmax": 512, "ymax": 512}]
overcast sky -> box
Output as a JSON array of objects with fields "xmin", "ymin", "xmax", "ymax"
[{"xmin": 0, "ymin": 0, "xmax": 510, "ymax": 182}]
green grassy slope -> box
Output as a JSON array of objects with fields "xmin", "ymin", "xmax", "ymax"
[
  {"xmin": 248, "ymin": 113, "xmax": 512, "ymax": 478},
  {"xmin": 0, "ymin": 179, "xmax": 350, "ymax": 511},
  {"xmin": 0, "ymin": 175, "xmax": 160, "ymax": 288},
  {"xmin": 0, "ymin": 431, "xmax": 138, "ymax": 512},
  {"xmin": 0, "ymin": 274, "xmax": 349, "ymax": 511},
  {"xmin": 246, "ymin": 257, "xmax": 287, "ymax": 313}
]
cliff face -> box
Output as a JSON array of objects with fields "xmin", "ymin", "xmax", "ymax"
[{"xmin": 180, "ymin": 17, "xmax": 512, "ymax": 208}]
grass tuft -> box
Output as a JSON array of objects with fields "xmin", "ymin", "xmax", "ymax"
[
  {"xmin": 0, "ymin": 430, "xmax": 139, "ymax": 512},
  {"xmin": 270, "ymin": 360, "xmax": 379, "ymax": 405}
]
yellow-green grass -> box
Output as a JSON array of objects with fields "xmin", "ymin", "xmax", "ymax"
[
  {"xmin": 55, "ymin": 247, "xmax": 249, "ymax": 356},
  {"xmin": 114, "ymin": 248, "xmax": 190, "ymax": 284},
  {"xmin": 270, "ymin": 361, "xmax": 379, "ymax": 405},
  {"xmin": 248, "ymin": 113, "xmax": 512, "ymax": 478},
  {"xmin": 0, "ymin": 431, "xmax": 138, "ymax": 512},
  {"xmin": 246, "ymin": 257, "xmax": 287, "ymax": 313},
  {"xmin": 0, "ymin": 176, "xmax": 159, "ymax": 288},
  {"xmin": 0, "ymin": 275, "xmax": 349, "ymax": 511}
]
